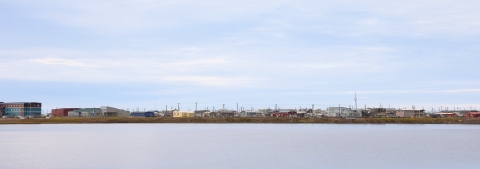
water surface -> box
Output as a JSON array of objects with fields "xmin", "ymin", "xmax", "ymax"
[{"xmin": 1, "ymin": 124, "xmax": 479, "ymax": 169}]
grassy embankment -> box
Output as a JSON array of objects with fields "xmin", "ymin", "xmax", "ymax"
[{"xmin": 0, "ymin": 117, "xmax": 479, "ymax": 124}]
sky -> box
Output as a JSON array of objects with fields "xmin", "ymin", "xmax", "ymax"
[{"xmin": 1, "ymin": 0, "xmax": 479, "ymax": 112}]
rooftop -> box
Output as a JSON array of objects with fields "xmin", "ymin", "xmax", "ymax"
[{"xmin": 0, "ymin": 102, "xmax": 41, "ymax": 104}]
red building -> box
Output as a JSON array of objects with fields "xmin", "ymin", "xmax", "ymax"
[
  {"xmin": 465, "ymin": 112, "xmax": 480, "ymax": 118},
  {"xmin": 272, "ymin": 109, "xmax": 297, "ymax": 117},
  {"xmin": 52, "ymin": 108, "xmax": 79, "ymax": 117}
]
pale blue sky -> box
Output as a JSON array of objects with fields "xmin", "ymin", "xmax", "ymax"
[{"xmin": 1, "ymin": 0, "xmax": 479, "ymax": 112}]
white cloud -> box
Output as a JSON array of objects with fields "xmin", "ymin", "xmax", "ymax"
[
  {"xmin": 5, "ymin": 0, "xmax": 479, "ymax": 36},
  {"xmin": 0, "ymin": 48, "xmax": 263, "ymax": 87},
  {"xmin": 160, "ymin": 76, "xmax": 259, "ymax": 86},
  {"xmin": 29, "ymin": 57, "xmax": 98, "ymax": 67},
  {"xmin": 0, "ymin": 44, "xmax": 404, "ymax": 86}
]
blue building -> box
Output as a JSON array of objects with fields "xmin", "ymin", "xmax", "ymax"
[
  {"xmin": 0, "ymin": 102, "xmax": 42, "ymax": 117},
  {"xmin": 130, "ymin": 111, "xmax": 155, "ymax": 117}
]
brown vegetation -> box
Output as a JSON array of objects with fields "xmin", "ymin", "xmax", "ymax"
[{"xmin": 1, "ymin": 117, "xmax": 479, "ymax": 124}]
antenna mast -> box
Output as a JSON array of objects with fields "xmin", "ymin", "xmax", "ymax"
[{"xmin": 354, "ymin": 93, "xmax": 358, "ymax": 111}]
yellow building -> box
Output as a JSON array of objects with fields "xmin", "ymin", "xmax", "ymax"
[{"xmin": 172, "ymin": 110, "xmax": 195, "ymax": 117}]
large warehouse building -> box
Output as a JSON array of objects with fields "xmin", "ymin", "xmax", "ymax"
[
  {"xmin": 100, "ymin": 106, "xmax": 130, "ymax": 117},
  {"xmin": 68, "ymin": 108, "xmax": 102, "ymax": 117}
]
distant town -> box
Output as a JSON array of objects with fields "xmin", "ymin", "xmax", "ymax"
[{"xmin": 1, "ymin": 101, "xmax": 479, "ymax": 119}]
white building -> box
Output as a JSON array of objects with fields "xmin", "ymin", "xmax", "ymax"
[{"xmin": 326, "ymin": 107, "xmax": 360, "ymax": 117}]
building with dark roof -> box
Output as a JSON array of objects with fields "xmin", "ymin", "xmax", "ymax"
[{"xmin": 0, "ymin": 102, "xmax": 42, "ymax": 117}]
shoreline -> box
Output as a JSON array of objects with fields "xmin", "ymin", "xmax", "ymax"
[{"xmin": 1, "ymin": 117, "xmax": 479, "ymax": 124}]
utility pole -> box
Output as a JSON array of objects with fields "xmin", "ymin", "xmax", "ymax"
[
  {"xmin": 223, "ymin": 104, "xmax": 225, "ymax": 110},
  {"xmin": 237, "ymin": 103, "xmax": 238, "ymax": 113},
  {"xmin": 354, "ymin": 93, "xmax": 358, "ymax": 114},
  {"xmin": 195, "ymin": 103, "xmax": 197, "ymax": 112},
  {"xmin": 312, "ymin": 104, "xmax": 315, "ymax": 117},
  {"xmin": 412, "ymin": 105, "xmax": 415, "ymax": 118},
  {"xmin": 339, "ymin": 104, "xmax": 341, "ymax": 117}
]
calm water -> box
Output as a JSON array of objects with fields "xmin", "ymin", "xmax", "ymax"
[{"xmin": 1, "ymin": 124, "xmax": 479, "ymax": 169}]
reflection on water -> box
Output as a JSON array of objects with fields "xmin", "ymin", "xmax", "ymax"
[{"xmin": 1, "ymin": 124, "xmax": 479, "ymax": 169}]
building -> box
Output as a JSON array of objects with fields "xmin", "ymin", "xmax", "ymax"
[
  {"xmin": 314, "ymin": 109, "xmax": 327, "ymax": 117},
  {"xmin": 0, "ymin": 102, "xmax": 42, "ymax": 118},
  {"xmin": 195, "ymin": 110, "xmax": 211, "ymax": 117},
  {"xmin": 465, "ymin": 112, "xmax": 480, "ymax": 118},
  {"xmin": 239, "ymin": 110, "xmax": 258, "ymax": 117},
  {"xmin": 130, "ymin": 111, "xmax": 155, "ymax": 117},
  {"xmin": 434, "ymin": 113, "xmax": 457, "ymax": 117},
  {"xmin": 100, "ymin": 106, "xmax": 130, "ymax": 117},
  {"xmin": 395, "ymin": 109, "xmax": 425, "ymax": 118},
  {"xmin": 326, "ymin": 107, "xmax": 359, "ymax": 118},
  {"xmin": 272, "ymin": 109, "xmax": 296, "ymax": 117},
  {"xmin": 216, "ymin": 109, "xmax": 236, "ymax": 117},
  {"xmin": 437, "ymin": 110, "xmax": 470, "ymax": 117},
  {"xmin": 173, "ymin": 110, "xmax": 195, "ymax": 117},
  {"xmin": 52, "ymin": 108, "xmax": 79, "ymax": 117},
  {"xmin": 368, "ymin": 108, "xmax": 388, "ymax": 118},
  {"xmin": 296, "ymin": 109, "xmax": 308, "ymax": 117},
  {"xmin": 258, "ymin": 108, "xmax": 273, "ymax": 117},
  {"xmin": 154, "ymin": 111, "xmax": 166, "ymax": 117},
  {"xmin": 385, "ymin": 108, "xmax": 396, "ymax": 117},
  {"xmin": 159, "ymin": 110, "xmax": 174, "ymax": 117},
  {"xmin": 68, "ymin": 108, "xmax": 102, "ymax": 117},
  {"xmin": 429, "ymin": 114, "xmax": 442, "ymax": 118}
]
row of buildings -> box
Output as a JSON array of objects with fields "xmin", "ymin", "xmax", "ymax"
[
  {"xmin": 51, "ymin": 107, "xmax": 130, "ymax": 117},
  {"xmin": 1, "ymin": 101, "xmax": 479, "ymax": 118},
  {"xmin": 138, "ymin": 107, "xmax": 480, "ymax": 118},
  {"xmin": 157, "ymin": 107, "xmax": 427, "ymax": 118}
]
